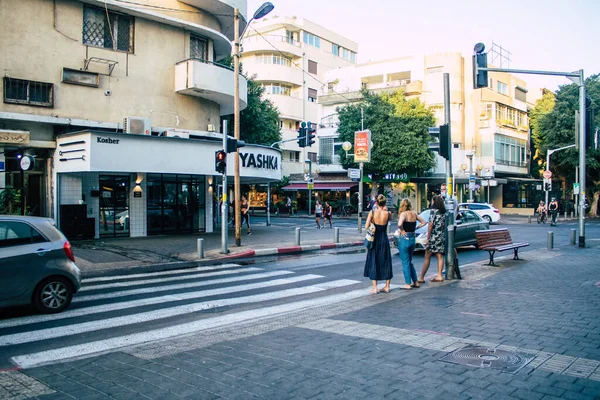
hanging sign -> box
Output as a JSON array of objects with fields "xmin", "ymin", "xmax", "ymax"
[{"xmin": 354, "ymin": 130, "xmax": 371, "ymax": 163}]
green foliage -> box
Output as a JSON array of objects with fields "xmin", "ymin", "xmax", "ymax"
[
  {"xmin": 271, "ymin": 176, "xmax": 290, "ymax": 196},
  {"xmin": 218, "ymin": 56, "xmax": 282, "ymax": 147},
  {"xmin": 529, "ymin": 91, "xmax": 555, "ymax": 177},
  {"xmin": 336, "ymin": 89, "xmax": 436, "ymax": 187},
  {"xmin": 533, "ymin": 74, "xmax": 600, "ymax": 186},
  {"xmin": 0, "ymin": 186, "xmax": 21, "ymax": 215}
]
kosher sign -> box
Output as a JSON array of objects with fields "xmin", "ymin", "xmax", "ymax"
[{"xmin": 354, "ymin": 130, "xmax": 371, "ymax": 163}]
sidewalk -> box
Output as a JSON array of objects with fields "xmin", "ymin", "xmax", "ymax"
[{"xmin": 71, "ymin": 223, "xmax": 369, "ymax": 278}]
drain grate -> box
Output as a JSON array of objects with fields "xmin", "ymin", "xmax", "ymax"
[{"xmin": 440, "ymin": 345, "xmax": 533, "ymax": 373}]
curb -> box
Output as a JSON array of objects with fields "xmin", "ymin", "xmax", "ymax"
[{"xmin": 220, "ymin": 241, "xmax": 365, "ymax": 259}]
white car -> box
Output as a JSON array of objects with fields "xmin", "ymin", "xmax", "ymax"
[{"xmin": 458, "ymin": 203, "xmax": 500, "ymax": 224}]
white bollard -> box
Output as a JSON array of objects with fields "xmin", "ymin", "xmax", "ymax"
[
  {"xmin": 295, "ymin": 227, "xmax": 301, "ymax": 246},
  {"xmin": 197, "ymin": 238, "xmax": 204, "ymax": 259},
  {"xmin": 334, "ymin": 227, "xmax": 340, "ymax": 243},
  {"xmin": 547, "ymin": 231, "xmax": 554, "ymax": 250}
]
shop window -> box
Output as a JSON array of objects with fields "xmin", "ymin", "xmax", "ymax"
[
  {"xmin": 83, "ymin": 5, "xmax": 134, "ymax": 53},
  {"xmin": 3, "ymin": 77, "xmax": 53, "ymax": 108}
]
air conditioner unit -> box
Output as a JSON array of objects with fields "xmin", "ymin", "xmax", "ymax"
[
  {"xmin": 123, "ymin": 117, "xmax": 151, "ymax": 135},
  {"xmin": 164, "ymin": 129, "xmax": 190, "ymax": 139}
]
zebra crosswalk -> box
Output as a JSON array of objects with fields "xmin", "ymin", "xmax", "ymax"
[{"xmin": 0, "ymin": 263, "xmax": 378, "ymax": 369}]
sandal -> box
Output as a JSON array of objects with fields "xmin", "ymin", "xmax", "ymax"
[
  {"xmin": 381, "ymin": 288, "xmax": 391, "ymax": 293},
  {"xmin": 399, "ymin": 285, "xmax": 412, "ymax": 290},
  {"xmin": 371, "ymin": 288, "xmax": 379, "ymax": 295},
  {"xmin": 430, "ymin": 278, "xmax": 443, "ymax": 283},
  {"xmin": 411, "ymin": 283, "xmax": 420, "ymax": 288},
  {"xmin": 417, "ymin": 279, "xmax": 425, "ymax": 284}
]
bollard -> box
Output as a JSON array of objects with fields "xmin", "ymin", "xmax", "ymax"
[
  {"xmin": 570, "ymin": 229, "xmax": 576, "ymax": 245},
  {"xmin": 197, "ymin": 238, "xmax": 204, "ymax": 259},
  {"xmin": 564, "ymin": 211, "xmax": 567, "ymax": 220},
  {"xmin": 295, "ymin": 227, "xmax": 301, "ymax": 246},
  {"xmin": 334, "ymin": 227, "xmax": 340, "ymax": 243},
  {"xmin": 528, "ymin": 215, "xmax": 532, "ymax": 224},
  {"xmin": 547, "ymin": 231, "xmax": 554, "ymax": 250},
  {"xmin": 570, "ymin": 211, "xmax": 574, "ymax": 219}
]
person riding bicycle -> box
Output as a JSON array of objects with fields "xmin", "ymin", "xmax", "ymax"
[{"xmin": 537, "ymin": 201, "xmax": 547, "ymax": 220}]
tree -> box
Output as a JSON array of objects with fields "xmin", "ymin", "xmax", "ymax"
[
  {"xmin": 529, "ymin": 90, "xmax": 555, "ymax": 178},
  {"xmin": 531, "ymin": 74, "xmax": 600, "ymax": 213},
  {"xmin": 218, "ymin": 56, "xmax": 281, "ymax": 146},
  {"xmin": 336, "ymin": 89, "xmax": 436, "ymax": 193}
]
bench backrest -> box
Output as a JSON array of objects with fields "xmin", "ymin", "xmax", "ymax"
[{"xmin": 475, "ymin": 228, "xmax": 513, "ymax": 248}]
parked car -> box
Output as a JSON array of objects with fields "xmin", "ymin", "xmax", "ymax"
[
  {"xmin": 0, "ymin": 215, "xmax": 81, "ymax": 313},
  {"xmin": 458, "ymin": 202, "xmax": 500, "ymax": 224},
  {"xmin": 415, "ymin": 209, "xmax": 490, "ymax": 250}
]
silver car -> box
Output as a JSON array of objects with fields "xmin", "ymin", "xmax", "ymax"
[
  {"xmin": 415, "ymin": 209, "xmax": 490, "ymax": 250},
  {"xmin": 0, "ymin": 215, "xmax": 81, "ymax": 313}
]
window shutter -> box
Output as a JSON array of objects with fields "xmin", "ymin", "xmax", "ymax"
[
  {"xmin": 308, "ymin": 88, "xmax": 317, "ymax": 99},
  {"xmin": 308, "ymin": 60, "xmax": 317, "ymax": 74}
]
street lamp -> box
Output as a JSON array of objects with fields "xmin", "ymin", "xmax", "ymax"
[
  {"xmin": 233, "ymin": 2, "xmax": 274, "ymax": 246},
  {"xmin": 466, "ymin": 151, "xmax": 474, "ymax": 202}
]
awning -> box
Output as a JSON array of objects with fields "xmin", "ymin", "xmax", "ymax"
[{"xmin": 282, "ymin": 182, "xmax": 358, "ymax": 191}]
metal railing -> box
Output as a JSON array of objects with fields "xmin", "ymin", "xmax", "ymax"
[
  {"xmin": 242, "ymin": 35, "xmax": 302, "ymax": 47},
  {"xmin": 176, "ymin": 58, "xmax": 238, "ymax": 73}
]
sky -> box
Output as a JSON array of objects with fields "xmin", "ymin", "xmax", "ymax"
[{"xmin": 247, "ymin": 0, "xmax": 600, "ymax": 91}]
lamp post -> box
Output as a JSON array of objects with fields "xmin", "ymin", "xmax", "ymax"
[
  {"xmin": 466, "ymin": 151, "xmax": 474, "ymax": 202},
  {"xmin": 233, "ymin": 2, "xmax": 274, "ymax": 246},
  {"xmin": 305, "ymin": 159, "xmax": 312, "ymax": 215}
]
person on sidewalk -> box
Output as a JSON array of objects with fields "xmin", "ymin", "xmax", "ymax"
[
  {"xmin": 286, "ymin": 196, "xmax": 292, "ymax": 215},
  {"xmin": 315, "ymin": 200, "xmax": 323, "ymax": 229},
  {"xmin": 323, "ymin": 201, "xmax": 333, "ymax": 228},
  {"xmin": 418, "ymin": 195, "xmax": 446, "ymax": 283},
  {"xmin": 241, "ymin": 195, "xmax": 251, "ymax": 236},
  {"xmin": 397, "ymin": 199, "xmax": 427, "ymax": 290},
  {"xmin": 549, "ymin": 198, "xmax": 559, "ymax": 226},
  {"xmin": 363, "ymin": 194, "xmax": 393, "ymax": 294}
]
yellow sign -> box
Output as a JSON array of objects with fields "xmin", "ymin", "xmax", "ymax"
[
  {"xmin": 308, "ymin": 183, "xmax": 314, "ymax": 190},
  {"xmin": 222, "ymin": 194, "xmax": 227, "ymax": 202},
  {"xmin": 447, "ymin": 177, "xmax": 453, "ymax": 196},
  {"xmin": 354, "ymin": 130, "xmax": 371, "ymax": 163}
]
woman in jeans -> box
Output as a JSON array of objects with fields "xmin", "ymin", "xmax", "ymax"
[{"xmin": 397, "ymin": 199, "xmax": 427, "ymax": 290}]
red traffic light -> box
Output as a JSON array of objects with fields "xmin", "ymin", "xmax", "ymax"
[
  {"xmin": 216, "ymin": 151, "xmax": 226, "ymax": 161},
  {"xmin": 215, "ymin": 150, "xmax": 227, "ymax": 174}
]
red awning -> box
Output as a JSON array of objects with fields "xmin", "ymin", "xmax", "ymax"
[{"xmin": 282, "ymin": 182, "xmax": 357, "ymax": 191}]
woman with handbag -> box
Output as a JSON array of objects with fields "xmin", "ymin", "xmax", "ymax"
[
  {"xmin": 397, "ymin": 199, "xmax": 427, "ymax": 289},
  {"xmin": 363, "ymin": 194, "xmax": 393, "ymax": 294}
]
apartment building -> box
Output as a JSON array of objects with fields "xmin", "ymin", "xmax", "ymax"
[
  {"xmin": 0, "ymin": 0, "xmax": 281, "ymax": 238},
  {"xmin": 240, "ymin": 16, "xmax": 358, "ymax": 181},
  {"xmin": 318, "ymin": 52, "xmax": 538, "ymax": 214}
]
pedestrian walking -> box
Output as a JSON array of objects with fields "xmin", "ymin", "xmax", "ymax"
[
  {"xmin": 418, "ymin": 195, "xmax": 446, "ymax": 283},
  {"xmin": 323, "ymin": 201, "xmax": 333, "ymax": 228},
  {"xmin": 286, "ymin": 196, "xmax": 292, "ymax": 215},
  {"xmin": 397, "ymin": 199, "xmax": 427, "ymax": 290},
  {"xmin": 363, "ymin": 194, "xmax": 393, "ymax": 294},
  {"xmin": 241, "ymin": 195, "xmax": 251, "ymax": 236},
  {"xmin": 549, "ymin": 197, "xmax": 559, "ymax": 226},
  {"xmin": 315, "ymin": 200, "xmax": 323, "ymax": 229}
]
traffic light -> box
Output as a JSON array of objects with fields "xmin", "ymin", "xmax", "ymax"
[
  {"xmin": 297, "ymin": 122, "xmax": 307, "ymax": 148},
  {"xmin": 215, "ymin": 150, "xmax": 226, "ymax": 174},
  {"xmin": 472, "ymin": 43, "xmax": 488, "ymax": 89},
  {"xmin": 226, "ymin": 137, "xmax": 246, "ymax": 153},
  {"xmin": 428, "ymin": 124, "xmax": 450, "ymax": 160},
  {"xmin": 306, "ymin": 121, "xmax": 316, "ymax": 147},
  {"xmin": 544, "ymin": 181, "xmax": 552, "ymax": 191}
]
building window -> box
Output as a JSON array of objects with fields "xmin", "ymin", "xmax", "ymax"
[
  {"xmin": 255, "ymin": 53, "xmax": 290, "ymax": 66},
  {"xmin": 262, "ymin": 83, "xmax": 291, "ymax": 96},
  {"xmin": 302, "ymin": 32, "xmax": 320, "ymax": 48},
  {"xmin": 190, "ymin": 35, "xmax": 208, "ymax": 60},
  {"xmin": 285, "ymin": 30, "xmax": 295, "ymax": 44},
  {"xmin": 497, "ymin": 81, "xmax": 508, "ymax": 95},
  {"xmin": 279, "ymin": 120, "xmax": 283, "ymax": 129},
  {"xmin": 332, "ymin": 44, "xmax": 339, "ymax": 56},
  {"xmin": 288, "ymin": 151, "xmax": 300, "ymax": 162},
  {"xmin": 494, "ymin": 134, "xmax": 527, "ymax": 167},
  {"xmin": 82, "ymin": 5, "xmax": 134, "ymax": 53},
  {"xmin": 480, "ymin": 103, "xmax": 493, "ymax": 119},
  {"xmin": 308, "ymin": 60, "xmax": 317, "ymax": 75},
  {"xmin": 3, "ymin": 77, "xmax": 53, "ymax": 107},
  {"xmin": 308, "ymin": 88, "xmax": 317, "ymax": 103},
  {"xmin": 318, "ymin": 137, "xmax": 334, "ymax": 164},
  {"xmin": 350, "ymin": 52, "xmax": 356, "ymax": 63},
  {"xmin": 308, "ymin": 152, "xmax": 317, "ymax": 162}
]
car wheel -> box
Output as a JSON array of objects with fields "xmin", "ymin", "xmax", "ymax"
[
  {"xmin": 33, "ymin": 276, "xmax": 74, "ymax": 314},
  {"xmin": 483, "ymin": 215, "xmax": 492, "ymax": 224}
]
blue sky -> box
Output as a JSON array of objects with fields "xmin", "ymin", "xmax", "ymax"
[{"xmin": 248, "ymin": 0, "xmax": 600, "ymax": 91}]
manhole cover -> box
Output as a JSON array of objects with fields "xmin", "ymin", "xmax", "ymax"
[{"xmin": 440, "ymin": 345, "xmax": 533, "ymax": 373}]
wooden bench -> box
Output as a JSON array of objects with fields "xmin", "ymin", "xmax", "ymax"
[{"xmin": 475, "ymin": 228, "xmax": 529, "ymax": 266}]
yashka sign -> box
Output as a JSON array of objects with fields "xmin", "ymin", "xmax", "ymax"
[{"xmin": 354, "ymin": 130, "xmax": 371, "ymax": 163}]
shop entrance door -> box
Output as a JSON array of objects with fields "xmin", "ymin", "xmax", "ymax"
[{"xmin": 99, "ymin": 176, "xmax": 130, "ymax": 237}]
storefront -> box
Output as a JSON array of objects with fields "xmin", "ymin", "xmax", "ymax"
[{"xmin": 54, "ymin": 130, "xmax": 281, "ymax": 239}]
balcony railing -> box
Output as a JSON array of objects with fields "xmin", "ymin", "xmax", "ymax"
[{"xmin": 242, "ymin": 35, "xmax": 302, "ymax": 47}]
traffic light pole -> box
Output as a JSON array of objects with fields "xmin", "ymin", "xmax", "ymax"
[
  {"xmin": 477, "ymin": 64, "xmax": 587, "ymax": 247},
  {"xmin": 221, "ymin": 121, "xmax": 228, "ymax": 254},
  {"xmin": 443, "ymin": 73, "xmax": 457, "ymax": 280}
]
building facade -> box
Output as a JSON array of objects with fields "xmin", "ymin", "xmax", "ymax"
[
  {"xmin": 0, "ymin": 0, "xmax": 282, "ymax": 237},
  {"xmin": 318, "ymin": 52, "xmax": 540, "ymax": 214}
]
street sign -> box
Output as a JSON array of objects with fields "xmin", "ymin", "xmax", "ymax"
[
  {"xmin": 469, "ymin": 174, "xmax": 476, "ymax": 190},
  {"xmin": 574, "ymin": 182, "xmax": 580, "ymax": 195},
  {"xmin": 347, "ymin": 168, "xmax": 360, "ymax": 179},
  {"xmin": 447, "ymin": 177, "xmax": 453, "ymax": 196},
  {"xmin": 481, "ymin": 180, "xmax": 497, "ymax": 187},
  {"xmin": 307, "ymin": 183, "xmax": 314, "ymax": 190},
  {"xmin": 543, "ymin": 170, "xmax": 552, "ymax": 179}
]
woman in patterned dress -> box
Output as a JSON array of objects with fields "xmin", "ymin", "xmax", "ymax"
[{"xmin": 418, "ymin": 195, "xmax": 446, "ymax": 283}]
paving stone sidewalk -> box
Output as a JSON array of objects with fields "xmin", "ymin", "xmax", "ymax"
[{"xmin": 8, "ymin": 242, "xmax": 600, "ymax": 399}]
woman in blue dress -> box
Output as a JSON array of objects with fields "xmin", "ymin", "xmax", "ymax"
[{"xmin": 363, "ymin": 195, "xmax": 393, "ymax": 294}]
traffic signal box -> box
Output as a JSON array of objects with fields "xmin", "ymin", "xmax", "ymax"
[
  {"xmin": 306, "ymin": 121, "xmax": 316, "ymax": 147},
  {"xmin": 429, "ymin": 124, "xmax": 450, "ymax": 160},
  {"xmin": 215, "ymin": 150, "xmax": 226, "ymax": 174},
  {"xmin": 472, "ymin": 53, "xmax": 488, "ymax": 89},
  {"xmin": 297, "ymin": 122, "xmax": 307, "ymax": 148}
]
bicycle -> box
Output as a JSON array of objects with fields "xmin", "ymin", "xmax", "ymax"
[
  {"xmin": 336, "ymin": 205, "xmax": 351, "ymax": 217},
  {"xmin": 536, "ymin": 211, "xmax": 547, "ymax": 224}
]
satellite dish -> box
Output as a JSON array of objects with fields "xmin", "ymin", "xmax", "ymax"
[{"xmin": 474, "ymin": 43, "xmax": 486, "ymax": 54}]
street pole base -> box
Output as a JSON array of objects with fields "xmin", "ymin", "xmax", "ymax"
[
  {"xmin": 236, "ymin": 238, "xmax": 241, "ymax": 247},
  {"xmin": 579, "ymin": 236, "xmax": 585, "ymax": 248}
]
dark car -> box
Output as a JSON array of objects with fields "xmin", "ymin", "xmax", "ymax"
[
  {"xmin": 0, "ymin": 215, "xmax": 81, "ymax": 313},
  {"xmin": 415, "ymin": 209, "xmax": 490, "ymax": 250}
]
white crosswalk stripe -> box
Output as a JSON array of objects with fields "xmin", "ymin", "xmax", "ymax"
[{"xmin": 0, "ymin": 263, "xmax": 368, "ymax": 369}]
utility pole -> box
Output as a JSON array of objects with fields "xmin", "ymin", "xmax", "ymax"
[
  {"xmin": 577, "ymin": 69, "xmax": 586, "ymax": 247},
  {"xmin": 358, "ymin": 107, "xmax": 364, "ymax": 232},
  {"xmin": 233, "ymin": 8, "xmax": 242, "ymax": 247},
  {"xmin": 221, "ymin": 121, "xmax": 228, "ymax": 254},
  {"xmin": 443, "ymin": 73, "xmax": 457, "ymax": 280}
]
